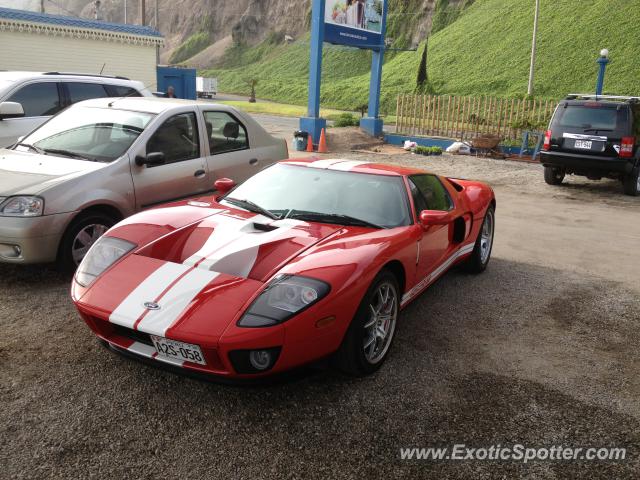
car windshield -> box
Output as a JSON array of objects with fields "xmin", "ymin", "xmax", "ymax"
[
  {"xmin": 556, "ymin": 106, "xmax": 620, "ymax": 131},
  {"xmin": 17, "ymin": 106, "xmax": 154, "ymax": 162},
  {"xmin": 221, "ymin": 163, "xmax": 412, "ymax": 229}
]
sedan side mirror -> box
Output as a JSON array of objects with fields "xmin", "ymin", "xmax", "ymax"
[
  {"xmin": 419, "ymin": 210, "xmax": 451, "ymax": 227},
  {"xmin": 135, "ymin": 151, "xmax": 165, "ymax": 167},
  {"xmin": 0, "ymin": 102, "xmax": 25, "ymax": 120},
  {"xmin": 214, "ymin": 178, "xmax": 236, "ymax": 194}
]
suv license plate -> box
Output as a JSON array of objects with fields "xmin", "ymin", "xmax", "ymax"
[
  {"xmin": 150, "ymin": 335, "xmax": 207, "ymax": 365},
  {"xmin": 574, "ymin": 140, "xmax": 593, "ymax": 149}
]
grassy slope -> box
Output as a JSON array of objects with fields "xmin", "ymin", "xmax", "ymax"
[{"xmin": 206, "ymin": 0, "xmax": 640, "ymax": 113}]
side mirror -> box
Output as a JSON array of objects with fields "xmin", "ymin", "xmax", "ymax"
[
  {"xmin": 0, "ymin": 102, "xmax": 25, "ymax": 120},
  {"xmin": 214, "ymin": 178, "xmax": 236, "ymax": 195},
  {"xmin": 419, "ymin": 210, "xmax": 451, "ymax": 227},
  {"xmin": 135, "ymin": 151, "xmax": 165, "ymax": 167}
]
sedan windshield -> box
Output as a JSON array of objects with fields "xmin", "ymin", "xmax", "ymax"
[
  {"xmin": 221, "ymin": 164, "xmax": 412, "ymax": 229},
  {"xmin": 17, "ymin": 106, "xmax": 154, "ymax": 162}
]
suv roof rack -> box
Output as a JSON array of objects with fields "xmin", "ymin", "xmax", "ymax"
[
  {"xmin": 566, "ymin": 93, "xmax": 640, "ymax": 103},
  {"xmin": 43, "ymin": 72, "xmax": 131, "ymax": 81}
]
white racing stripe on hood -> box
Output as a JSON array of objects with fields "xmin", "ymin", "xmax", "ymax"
[
  {"xmin": 184, "ymin": 215, "xmax": 306, "ymax": 278},
  {"xmin": 135, "ymin": 268, "xmax": 219, "ymax": 337},
  {"xmin": 109, "ymin": 262, "xmax": 191, "ymax": 329},
  {"xmin": 309, "ymin": 159, "xmax": 342, "ymax": 168}
]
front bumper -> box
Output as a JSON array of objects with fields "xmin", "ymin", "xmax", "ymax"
[
  {"xmin": 0, "ymin": 211, "xmax": 75, "ymax": 263},
  {"xmin": 540, "ymin": 151, "xmax": 634, "ymax": 175}
]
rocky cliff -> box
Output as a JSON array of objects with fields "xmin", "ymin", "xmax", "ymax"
[{"xmin": 43, "ymin": 0, "xmax": 469, "ymax": 67}]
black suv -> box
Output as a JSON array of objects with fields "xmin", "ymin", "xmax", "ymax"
[{"xmin": 540, "ymin": 94, "xmax": 640, "ymax": 196}]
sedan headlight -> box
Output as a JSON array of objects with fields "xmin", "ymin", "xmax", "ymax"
[
  {"xmin": 0, "ymin": 196, "xmax": 44, "ymax": 217},
  {"xmin": 75, "ymin": 236, "xmax": 136, "ymax": 287},
  {"xmin": 238, "ymin": 275, "xmax": 331, "ymax": 327}
]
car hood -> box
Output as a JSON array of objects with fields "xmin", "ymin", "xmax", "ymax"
[
  {"xmin": 76, "ymin": 210, "xmax": 343, "ymax": 340},
  {"xmin": 0, "ymin": 149, "xmax": 102, "ymax": 195}
]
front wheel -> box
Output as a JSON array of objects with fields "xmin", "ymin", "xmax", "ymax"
[
  {"xmin": 544, "ymin": 166, "xmax": 565, "ymax": 185},
  {"xmin": 57, "ymin": 212, "xmax": 116, "ymax": 273},
  {"xmin": 334, "ymin": 270, "xmax": 399, "ymax": 376},
  {"xmin": 622, "ymin": 167, "xmax": 640, "ymax": 196},
  {"xmin": 464, "ymin": 206, "xmax": 495, "ymax": 273}
]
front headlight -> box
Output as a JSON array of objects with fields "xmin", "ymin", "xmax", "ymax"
[
  {"xmin": 238, "ymin": 275, "xmax": 331, "ymax": 327},
  {"xmin": 0, "ymin": 196, "xmax": 44, "ymax": 217},
  {"xmin": 75, "ymin": 236, "xmax": 136, "ymax": 287}
]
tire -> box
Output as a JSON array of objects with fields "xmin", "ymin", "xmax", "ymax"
[
  {"xmin": 544, "ymin": 166, "xmax": 565, "ymax": 185},
  {"xmin": 622, "ymin": 167, "xmax": 640, "ymax": 196},
  {"xmin": 57, "ymin": 211, "xmax": 116, "ymax": 273},
  {"xmin": 334, "ymin": 270, "xmax": 400, "ymax": 376},
  {"xmin": 464, "ymin": 206, "xmax": 495, "ymax": 274}
]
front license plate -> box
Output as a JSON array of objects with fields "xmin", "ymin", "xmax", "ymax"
[
  {"xmin": 150, "ymin": 335, "xmax": 207, "ymax": 365},
  {"xmin": 574, "ymin": 140, "xmax": 593, "ymax": 149}
]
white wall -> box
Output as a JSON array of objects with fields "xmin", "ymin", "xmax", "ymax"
[{"xmin": 0, "ymin": 30, "xmax": 158, "ymax": 88}]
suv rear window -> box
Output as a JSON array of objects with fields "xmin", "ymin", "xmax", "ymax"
[{"xmin": 556, "ymin": 106, "xmax": 619, "ymax": 131}]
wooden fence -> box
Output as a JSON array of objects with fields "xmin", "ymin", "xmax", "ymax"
[{"xmin": 395, "ymin": 94, "xmax": 557, "ymax": 142}]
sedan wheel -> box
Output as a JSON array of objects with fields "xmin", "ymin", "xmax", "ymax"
[{"xmin": 71, "ymin": 224, "xmax": 109, "ymax": 265}]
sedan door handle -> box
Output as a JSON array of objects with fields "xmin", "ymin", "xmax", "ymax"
[
  {"xmin": 194, "ymin": 169, "xmax": 206, "ymax": 178},
  {"xmin": 249, "ymin": 158, "xmax": 259, "ymax": 165}
]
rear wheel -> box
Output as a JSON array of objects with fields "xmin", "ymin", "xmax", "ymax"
[
  {"xmin": 464, "ymin": 206, "xmax": 495, "ymax": 273},
  {"xmin": 57, "ymin": 212, "xmax": 116, "ymax": 273},
  {"xmin": 334, "ymin": 270, "xmax": 399, "ymax": 376},
  {"xmin": 544, "ymin": 166, "xmax": 565, "ymax": 185},
  {"xmin": 622, "ymin": 167, "xmax": 640, "ymax": 196}
]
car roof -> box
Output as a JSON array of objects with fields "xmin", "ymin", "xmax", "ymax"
[
  {"xmin": 280, "ymin": 158, "xmax": 429, "ymax": 176},
  {"xmin": 0, "ymin": 71, "xmax": 141, "ymax": 85},
  {"xmin": 73, "ymin": 97, "xmax": 228, "ymax": 114}
]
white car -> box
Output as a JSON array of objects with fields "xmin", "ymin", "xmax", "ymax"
[
  {"xmin": 0, "ymin": 97, "xmax": 288, "ymax": 270},
  {"xmin": 0, "ymin": 71, "xmax": 152, "ymax": 147}
]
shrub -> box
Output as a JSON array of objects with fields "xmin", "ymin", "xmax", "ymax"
[
  {"xmin": 414, "ymin": 146, "xmax": 443, "ymax": 155},
  {"xmin": 333, "ymin": 113, "xmax": 360, "ymax": 127}
]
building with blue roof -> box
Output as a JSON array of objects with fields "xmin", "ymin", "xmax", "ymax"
[{"xmin": 0, "ymin": 6, "xmax": 164, "ymax": 88}]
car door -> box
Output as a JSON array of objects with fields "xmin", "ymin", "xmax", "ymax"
[
  {"xmin": 130, "ymin": 111, "xmax": 211, "ymax": 209},
  {"xmin": 201, "ymin": 110, "xmax": 259, "ymax": 184},
  {"xmin": 409, "ymin": 174, "xmax": 457, "ymax": 283},
  {"xmin": 0, "ymin": 81, "xmax": 64, "ymax": 147}
]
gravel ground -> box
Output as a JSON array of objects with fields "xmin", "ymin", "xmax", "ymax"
[{"xmin": 2, "ymin": 152, "xmax": 640, "ymax": 479}]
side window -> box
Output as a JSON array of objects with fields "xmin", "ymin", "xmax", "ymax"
[
  {"xmin": 146, "ymin": 112, "xmax": 199, "ymax": 164},
  {"xmin": 409, "ymin": 174, "xmax": 453, "ymax": 212},
  {"xmin": 408, "ymin": 178, "xmax": 428, "ymax": 216},
  {"xmin": 7, "ymin": 82, "xmax": 62, "ymax": 117},
  {"xmin": 105, "ymin": 85, "xmax": 142, "ymax": 97},
  {"xmin": 633, "ymin": 105, "xmax": 640, "ymax": 137},
  {"xmin": 66, "ymin": 82, "xmax": 109, "ymax": 104},
  {"xmin": 203, "ymin": 111, "xmax": 249, "ymax": 154}
]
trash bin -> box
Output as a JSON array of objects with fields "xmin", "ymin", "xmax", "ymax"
[{"xmin": 293, "ymin": 130, "xmax": 309, "ymax": 151}]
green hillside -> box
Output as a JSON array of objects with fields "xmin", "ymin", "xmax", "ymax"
[{"xmin": 205, "ymin": 0, "xmax": 640, "ymax": 114}]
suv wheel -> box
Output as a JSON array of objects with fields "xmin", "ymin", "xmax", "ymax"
[
  {"xmin": 57, "ymin": 212, "xmax": 116, "ymax": 273},
  {"xmin": 622, "ymin": 167, "xmax": 640, "ymax": 196},
  {"xmin": 544, "ymin": 166, "xmax": 565, "ymax": 185}
]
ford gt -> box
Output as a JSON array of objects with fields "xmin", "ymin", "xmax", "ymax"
[{"xmin": 72, "ymin": 158, "xmax": 495, "ymax": 379}]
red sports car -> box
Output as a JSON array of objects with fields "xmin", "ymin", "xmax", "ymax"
[{"xmin": 72, "ymin": 158, "xmax": 495, "ymax": 379}]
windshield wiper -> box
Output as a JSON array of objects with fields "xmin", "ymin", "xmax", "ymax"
[
  {"xmin": 288, "ymin": 210, "xmax": 382, "ymax": 229},
  {"xmin": 224, "ymin": 197, "xmax": 279, "ymax": 220},
  {"xmin": 42, "ymin": 148, "xmax": 94, "ymax": 161},
  {"xmin": 583, "ymin": 128, "xmax": 613, "ymax": 133},
  {"xmin": 14, "ymin": 142, "xmax": 45, "ymax": 154}
]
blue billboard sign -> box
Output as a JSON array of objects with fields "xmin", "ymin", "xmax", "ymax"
[{"xmin": 324, "ymin": 0, "xmax": 385, "ymax": 49}]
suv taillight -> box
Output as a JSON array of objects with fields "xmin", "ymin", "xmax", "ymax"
[
  {"xmin": 543, "ymin": 130, "xmax": 552, "ymax": 151},
  {"xmin": 620, "ymin": 137, "xmax": 635, "ymax": 158}
]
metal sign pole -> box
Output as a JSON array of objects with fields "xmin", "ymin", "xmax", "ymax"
[
  {"xmin": 300, "ymin": 0, "xmax": 327, "ymax": 145},
  {"xmin": 360, "ymin": 1, "xmax": 388, "ymax": 137}
]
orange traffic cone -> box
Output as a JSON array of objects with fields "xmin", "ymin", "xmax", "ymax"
[
  {"xmin": 306, "ymin": 133, "xmax": 314, "ymax": 152},
  {"xmin": 318, "ymin": 128, "xmax": 328, "ymax": 154}
]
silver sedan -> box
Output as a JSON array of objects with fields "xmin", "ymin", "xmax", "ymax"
[{"xmin": 0, "ymin": 97, "xmax": 288, "ymax": 270}]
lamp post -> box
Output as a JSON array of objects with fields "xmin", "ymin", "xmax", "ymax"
[
  {"xmin": 527, "ymin": 0, "xmax": 540, "ymax": 96},
  {"xmin": 595, "ymin": 48, "xmax": 610, "ymax": 96}
]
